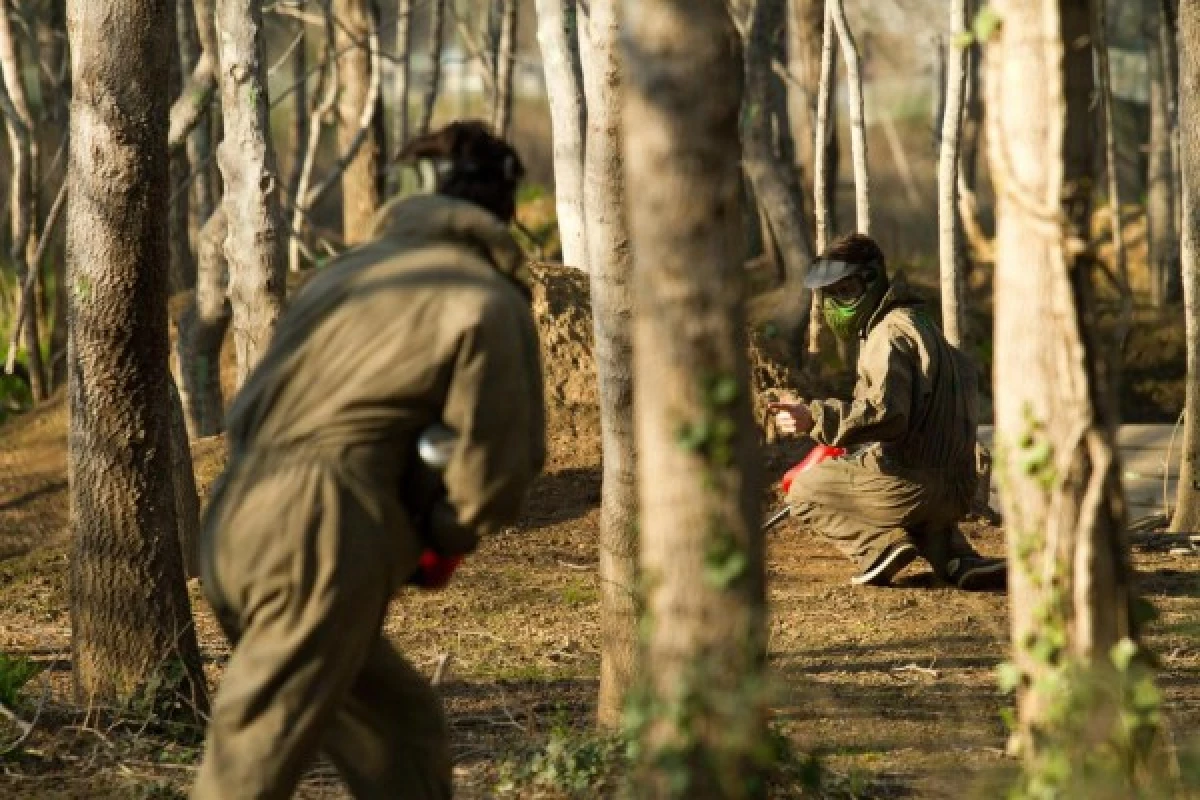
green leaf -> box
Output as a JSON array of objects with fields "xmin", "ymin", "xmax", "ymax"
[
  {"xmin": 953, "ymin": 30, "xmax": 976, "ymax": 49},
  {"xmin": 1110, "ymin": 637, "xmax": 1138, "ymax": 671},
  {"xmin": 704, "ymin": 549, "xmax": 748, "ymax": 589},
  {"xmin": 676, "ymin": 419, "xmax": 711, "ymax": 452},
  {"xmin": 997, "ymin": 661, "xmax": 1023, "ymax": 694},
  {"xmin": 1130, "ymin": 677, "xmax": 1161, "ymax": 713},
  {"xmin": 709, "ymin": 375, "xmax": 739, "ymax": 407},
  {"xmin": 973, "ymin": 6, "xmax": 1002, "ymax": 41}
]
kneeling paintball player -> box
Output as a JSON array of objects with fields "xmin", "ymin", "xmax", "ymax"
[
  {"xmin": 191, "ymin": 121, "xmax": 545, "ymax": 799},
  {"xmin": 769, "ymin": 234, "xmax": 1005, "ymax": 590}
]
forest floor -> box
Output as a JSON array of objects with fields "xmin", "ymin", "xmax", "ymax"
[{"xmin": 0, "ymin": 390, "xmax": 1197, "ymax": 798}]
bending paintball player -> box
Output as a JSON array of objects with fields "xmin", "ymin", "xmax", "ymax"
[
  {"xmin": 191, "ymin": 120, "xmax": 545, "ymax": 800},
  {"xmin": 769, "ymin": 234, "xmax": 1005, "ymax": 590}
]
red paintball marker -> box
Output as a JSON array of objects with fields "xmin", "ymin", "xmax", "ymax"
[{"xmin": 761, "ymin": 443, "xmax": 846, "ymax": 533}]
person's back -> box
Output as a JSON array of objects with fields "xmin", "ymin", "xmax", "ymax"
[{"xmin": 192, "ymin": 121, "xmax": 544, "ymax": 800}]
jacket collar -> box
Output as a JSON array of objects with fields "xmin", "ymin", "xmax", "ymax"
[{"xmin": 862, "ymin": 271, "xmax": 923, "ymax": 337}]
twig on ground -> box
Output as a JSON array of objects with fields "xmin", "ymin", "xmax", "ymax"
[
  {"xmin": 431, "ymin": 653, "xmax": 453, "ymax": 687},
  {"xmin": 556, "ymin": 560, "xmax": 592, "ymax": 572},
  {"xmin": 891, "ymin": 663, "xmax": 940, "ymax": 678}
]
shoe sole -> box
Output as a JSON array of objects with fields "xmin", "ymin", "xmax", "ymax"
[
  {"xmin": 852, "ymin": 543, "xmax": 919, "ymax": 586},
  {"xmin": 955, "ymin": 560, "xmax": 1008, "ymax": 590}
]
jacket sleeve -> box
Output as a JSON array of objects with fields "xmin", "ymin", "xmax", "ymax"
[
  {"xmin": 429, "ymin": 290, "xmax": 546, "ymax": 551},
  {"xmin": 808, "ymin": 329, "xmax": 915, "ymax": 449}
]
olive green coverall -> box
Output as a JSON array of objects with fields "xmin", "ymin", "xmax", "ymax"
[
  {"xmin": 786, "ymin": 273, "xmax": 982, "ymax": 577},
  {"xmin": 192, "ymin": 195, "xmax": 546, "ymax": 799}
]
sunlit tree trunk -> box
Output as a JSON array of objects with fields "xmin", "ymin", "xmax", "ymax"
[
  {"xmin": 1172, "ymin": 0, "xmax": 1200, "ymax": 532},
  {"xmin": 937, "ymin": 0, "xmax": 968, "ymax": 347},
  {"xmin": 417, "ymin": 0, "xmax": 447, "ymax": 136},
  {"xmin": 215, "ymin": 0, "xmax": 286, "ymax": 387},
  {"xmin": 624, "ymin": 1, "xmax": 766, "ymax": 795},
  {"xmin": 492, "ymin": 0, "xmax": 518, "ymax": 138},
  {"xmin": 535, "ymin": 0, "xmax": 588, "ymax": 269},
  {"xmin": 987, "ymin": 0, "xmax": 1135, "ymax": 759},
  {"xmin": 335, "ymin": 0, "xmax": 384, "ymax": 244},
  {"xmin": 581, "ymin": 0, "xmax": 638, "ymax": 729},
  {"xmin": 65, "ymin": 0, "xmax": 208, "ymax": 711},
  {"xmin": 828, "ymin": 0, "xmax": 868, "ymax": 233},
  {"xmin": 394, "ymin": 0, "xmax": 413, "ymax": 153}
]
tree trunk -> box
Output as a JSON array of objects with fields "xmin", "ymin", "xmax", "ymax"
[
  {"xmin": 1148, "ymin": 0, "xmax": 1181, "ymax": 308},
  {"xmin": 418, "ymin": 0, "xmax": 447, "ymax": 136},
  {"xmin": 1094, "ymin": 0, "xmax": 1132, "ymax": 349},
  {"xmin": 807, "ymin": 0, "xmax": 837, "ymax": 356},
  {"xmin": 286, "ymin": 19, "xmax": 309, "ymax": 212},
  {"xmin": 169, "ymin": 0, "xmax": 197, "ymax": 299},
  {"xmin": 937, "ymin": 0, "xmax": 968, "ymax": 347},
  {"xmin": 394, "ymin": 0, "xmax": 413, "ymax": 153},
  {"xmin": 828, "ymin": 0, "xmax": 869, "ymax": 234},
  {"xmin": 987, "ymin": 0, "xmax": 1135, "ymax": 762},
  {"xmin": 535, "ymin": 0, "xmax": 588, "ymax": 269},
  {"xmin": 624, "ymin": 2, "xmax": 766, "ymax": 794},
  {"xmin": 0, "ymin": 7, "xmax": 47, "ymax": 400},
  {"xmin": 41, "ymin": 0, "xmax": 70, "ymax": 389},
  {"xmin": 582, "ymin": 0, "xmax": 638, "ymax": 730},
  {"xmin": 743, "ymin": 0, "xmax": 814, "ymax": 297},
  {"xmin": 492, "ymin": 0, "xmax": 518, "ymax": 138},
  {"xmin": 787, "ymin": 0, "xmax": 832, "ymax": 236},
  {"xmin": 290, "ymin": 17, "xmax": 338, "ymax": 274},
  {"xmin": 65, "ymin": 0, "xmax": 208, "ymax": 711},
  {"xmin": 167, "ymin": 374, "xmax": 201, "ymax": 579},
  {"xmin": 176, "ymin": 206, "xmax": 231, "ymax": 437},
  {"xmin": 334, "ymin": 0, "xmax": 384, "ymax": 245},
  {"xmin": 958, "ymin": 7, "xmax": 991, "ymax": 265},
  {"xmin": 1173, "ymin": 1, "xmax": 1200, "ymax": 532},
  {"xmin": 215, "ymin": 0, "xmax": 286, "ymax": 389}
]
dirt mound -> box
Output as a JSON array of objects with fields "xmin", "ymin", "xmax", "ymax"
[{"xmin": 529, "ymin": 263, "xmax": 812, "ymax": 454}]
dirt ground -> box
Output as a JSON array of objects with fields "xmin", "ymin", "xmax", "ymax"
[{"xmin": 0, "ymin": 264, "xmax": 1196, "ymax": 798}]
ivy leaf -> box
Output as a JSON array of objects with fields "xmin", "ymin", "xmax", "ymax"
[
  {"xmin": 997, "ymin": 661, "xmax": 1023, "ymax": 694},
  {"xmin": 973, "ymin": 6, "xmax": 1002, "ymax": 42},
  {"xmin": 1110, "ymin": 637, "xmax": 1138, "ymax": 671}
]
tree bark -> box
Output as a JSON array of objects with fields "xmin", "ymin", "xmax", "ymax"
[
  {"xmin": 0, "ymin": 6, "xmax": 47, "ymax": 400},
  {"xmin": 334, "ymin": 0, "xmax": 384, "ymax": 245},
  {"xmin": 167, "ymin": 374, "xmax": 201, "ymax": 579},
  {"xmin": 286, "ymin": 18, "xmax": 309, "ymax": 213},
  {"xmin": 215, "ymin": 0, "xmax": 286, "ymax": 388},
  {"xmin": 65, "ymin": 0, "xmax": 208, "ymax": 711},
  {"xmin": 828, "ymin": 0, "xmax": 868, "ymax": 234},
  {"xmin": 188, "ymin": 0, "xmax": 218, "ymax": 231},
  {"xmin": 176, "ymin": 206, "xmax": 231, "ymax": 437},
  {"xmin": 169, "ymin": 0, "xmax": 197, "ymax": 298},
  {"xmin": 1148, "ymin": 0, "xmax": 1181, "ymax": 308},
  {"xmin": 492, "ymin": 0, "xmax": 518, "ymax": 138},
  {"xmin": 624, "ymin": 2, "xmax": 766, "ymax": 793},
  {"xmin": 958, "ymin": 12, "xmax": 992, "ymax": 266},
  {"xmin": 290, "ymin": 17, "xmax": 337, "ymax": 274},
  {"xmin": 394, "ymin": 0, "xmax": 413, "ymax": 153},
  {"xmin": 743, "ymin": 0, "xmax": 814, "ymax": 297},
  {"xmin": 1093, "ymin": 0, "xmax": 1132, "ymax": 349},
  {"xmin": 987, "ymin": 0, "xmax": 1134, "ymax": 759},
  {"xmin": 937, "ymin": 0, "xmax": 968, "ymax": 347},
  {"xmin": 582, "ymin": 0, "xmax": 638, "ymax": 730},
  {"xmin": 807, "ymin": 0, "xmax": 837, "ymax": 356},
  {"xmin": 40, "ymin": 0, "xmax": 70, "ymax": 388},
  {"xmin": 1172, "ymin": 1, "xmax": 1200, "ymax": 532},
  {"xmin": 418, "ymin": 0, "xmax": 447, "ymax": 136},
  {"xmin": 786, "ymin": 0, "xmax": 829, "ymax": 236},
  {"xmin": 535, "ymin": 0, "xmax": 588, "ymax": 269}
]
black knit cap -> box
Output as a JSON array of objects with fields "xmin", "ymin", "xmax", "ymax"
[{"xmin": 804, "ymin": 232, "xmax": 887, "ymax": 289}]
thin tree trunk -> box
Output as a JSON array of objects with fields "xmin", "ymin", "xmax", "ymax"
[
  {"xmin": 176, "ymin": 206, "xmax": 231, "ymax": 437},
  {"xmin": 0, "ymin": 8, "xmax": 47, "ymax": 400},
  {"xmin": 624, "ymin": 1, "xmax": 766, "ymax": 793},
  {"xmin": 808, "ymin": 0, "xmax": 836, "ymax": 356},
  {"xmin": 582, "ymin": 0, "xmax": 638, "ymax": 730},
  {"xmin": 167, "ymin": 374, "xmax": 201, "ymax": 578},
  {"xmin": 6, "ymin": 180, "xmax": 66, "ymax": 384},
  {"xmin": 418, "ymin": 0, "xmax": 447, "ymax": 136},
  {"xmin": 1172, "ymin": 1, "xmax": 1200, "ymax": 532},
  {"xmin": 958, "ymin": 18, "xmax": 993, "ymax": 266},
  {"xmin": 492, "ymin": 0, "xmax": 518, "ymax": 138},
  {"xmin": 828, "ymin": 0, "xmax": 868, "ymax": 233},
  {"xmin": 932, "ymin": 35, "xmax": 946, "ymax": 150},
  {"xmin": 786, "ymin": 0, "xmax": 823, "ymax": 236},
  {"xmin": 189, "ymin": 0, "xmax": 218, "ymax": 230},
  {"xmin": 65, "ymin": 0, "xmax": 208, "ymax": 711},
  {"xmin": 290, "ymin": 18, "xmax": 337, "ymax": 274},
  {"xmin": 41, "ymin": 0, "xmax": 70, "ymax": 389},
  {"xmin": 535, "ymin": 0, "xmax": 588, "ymax": 269},
  {"xmin": 938, "ymin": 0, "xmax": 968, "ymax": 347},
  {"xmin": 394, "ymin": 0, "xmax": 413, "ymax": 153},
  {"xmin": 987, "ymin": 0, "xmax": 1135, "ymax": 761},
  {"xmin": 334, "ymin": 0, "xmax": 383, "ymax": 245},
  {"xmin": 215, "ymin": 0, "xmax": 286, "ymax": 388},
  {"xmin": 1148, "ymin": 0, "xmax": 1181, "ymax": 308},
  {"xmin": 286, "ymin": 19, "xmax": 309, "ymax": 214},
  {"xmin": 743, "ymin": 0, "xmax": 814, "ymax": 295},
  {"xmin": 1094, "ymin": 0, "xmax": 1132, "ymax": 350},
  {"xmin": 169, "ymin": 0, "xmax": 197, "ymax": 299}
]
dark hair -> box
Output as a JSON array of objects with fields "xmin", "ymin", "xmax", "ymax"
[
  {"xmin": 396, "ymin": 120, "xmax": 525, "ymax": 221},
  {"xmin": 820, "ymin": 233, "xmax": 886, "ymax": 270}
]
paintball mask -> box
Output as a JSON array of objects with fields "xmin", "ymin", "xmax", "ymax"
[{"xmin": 805, "ymin": 259, "xmax": 889, "ymax": 341}]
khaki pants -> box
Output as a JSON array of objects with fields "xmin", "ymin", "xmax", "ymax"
[
  {"xmin": 786, "ymin": 448, "xmax": 980, "ymax": 579},
  {"xmin": 192, "ymin": 461, "xmax": 450, "ymax": 800}
]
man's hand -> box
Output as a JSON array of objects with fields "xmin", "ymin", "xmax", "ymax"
[{"xmin": 767, "ymin": 402, "xmax": 814, "ymax": 437}]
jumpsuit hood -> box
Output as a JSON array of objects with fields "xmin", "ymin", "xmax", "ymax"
[
  {"xmin": 369, "ymin": 193, "xmax": 532, "ymax": 299},
  {"xmin": 861, "ymin": 271, "xmax": 922, "ymax": 338}
]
